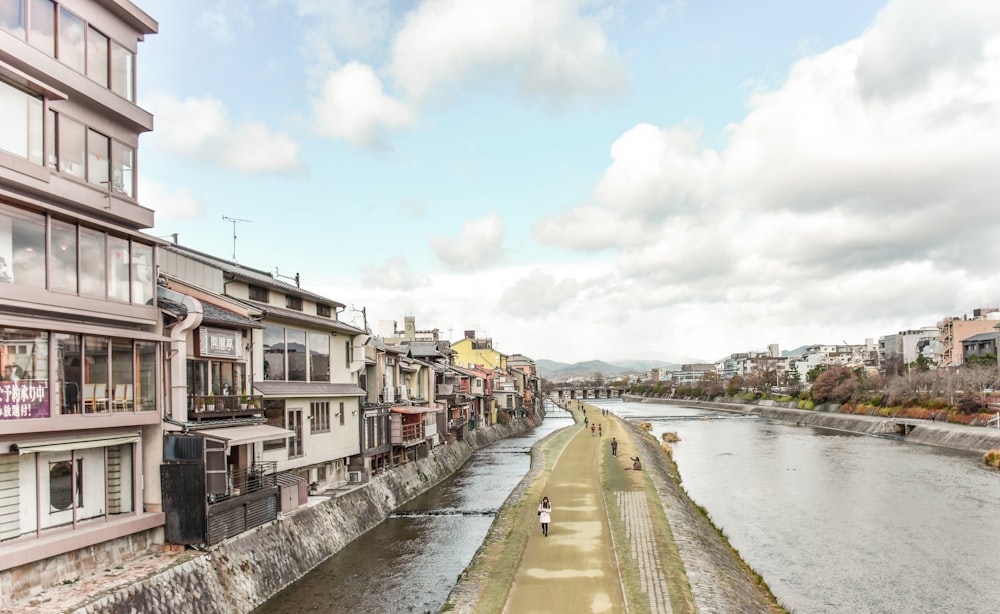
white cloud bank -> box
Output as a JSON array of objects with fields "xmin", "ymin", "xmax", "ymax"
[
  {"xmin": 148, "ymin": 95, "xmax": 301, "ymax": 173},
  {"xmin": 428, "ymin": 211, "xmax": 504, "ymax": 271},
  {"xmin": 528, "ymin": 0, "xmax": 1000, "ymax": 360},
  {"xmin": 306, "ymin": 0, "xmax": 625, "ymax": 145}
]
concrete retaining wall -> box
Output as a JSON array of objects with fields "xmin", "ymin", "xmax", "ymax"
[
  {"xmin": 72, "ymin": 417, "xmax": 540, "ymax": 614},
  {"xmin": 626, "ymin": 395, "xmax": 1000, "ymax": 454}
]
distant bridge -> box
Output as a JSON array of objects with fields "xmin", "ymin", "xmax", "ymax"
[{"xmin": 548, "ymin": 385, "xmax": 628, "ymax": 401}]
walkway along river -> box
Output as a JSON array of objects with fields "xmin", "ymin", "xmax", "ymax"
[
  {"xmin": 596, "ymin": 399, "xmax": 1000, "ymax": 614},
  {"xmin": 254, "ymin": 403, "xmax": 574, "ymax": 614}
]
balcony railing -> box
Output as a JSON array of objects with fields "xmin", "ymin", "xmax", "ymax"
[
  {"xmin": 190, "ymin": 394, "xmax": 264, "ymax": 416},
  {"xmin": 208, "ymin": 461, "xmax": 278, "ymax": 505}
]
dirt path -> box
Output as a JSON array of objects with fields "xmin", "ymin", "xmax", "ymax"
[{"xmin": 503, "ymin": 411, "xmax": 627, "ymax": 614}]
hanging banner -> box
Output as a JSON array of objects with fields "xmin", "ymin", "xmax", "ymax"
[{"xmin": 0, "ymin": 380, "xmax": 50, "ymax": 419}]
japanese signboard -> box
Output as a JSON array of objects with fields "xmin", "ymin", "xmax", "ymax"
[
  {"xmin": 199, "ymin": 327, "xmax": 243, "ymax": 359},
  {"xmin": 0, "ymin": 380, "xmax": 50, "ymax": 419}
]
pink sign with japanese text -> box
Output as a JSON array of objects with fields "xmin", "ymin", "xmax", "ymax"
[{"xmin": 0, "ymin": 380, "xmax": 50, "ymax": 419}]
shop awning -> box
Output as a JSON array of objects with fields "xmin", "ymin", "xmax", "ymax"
[
  {"xmin": 15, "ymin": 432, "xmax": 141, "ymax": 455},
  {"xmin": 390, "ymin": 406, "xmax": 438, "ymax": 414},
  {"xmin": 197, "ymin": 425, "xmax": 295, "ymax": 447}
]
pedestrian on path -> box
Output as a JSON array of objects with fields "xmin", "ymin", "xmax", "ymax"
[
  {"xmin": 584, "ymin": 416, "xmax": 589, "ymax": 428},
  {"xmin": 591, "ymin": 424, "xmax": 596, "ymax": 436},
  {"xmin": 611, "ymin": 437, "xmax": 618, "ymax": 456},
  {"xmin": 538, "ymin": 496, "xmax": 552, "ymax": 537},
  {"xmin": 598, "ymin": 424, "xmax": 603, "ymax": 437}
]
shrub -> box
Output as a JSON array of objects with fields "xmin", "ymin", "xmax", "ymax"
[
  {"xmin": 984, "ymin": 449, "xmax": 1000, "ymax": 469},
  {"xmin": 661, "ymin": 431, "xmax": 680, "ymax": 443}
]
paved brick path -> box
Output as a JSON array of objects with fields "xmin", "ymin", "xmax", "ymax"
[{"xmin": 618, "ymin": 490, "xmax": 672, "ymax": 614}]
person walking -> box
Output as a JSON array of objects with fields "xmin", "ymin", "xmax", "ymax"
[
  {"xmin": 598, "ymin": 424, "xmax": 603, "ymax": 437},
  {"xmin": 591, "ymin": 424, "xmax": 596, "ymax": 437},
  {"xmin": 611, "ymin": 437, "xmax": 618, "ymax": 456},
  {"xmin": 538, "ymin": 496, "xmax": 552, "ymax": 537}
]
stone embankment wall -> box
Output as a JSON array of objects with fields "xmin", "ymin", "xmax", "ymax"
[
  {"xmin": 74, "ymin": 416, "xmax": 540, "ymax": 614},
  {"xmin": 625, "ymin": 395, "xmax": 1000, "ymax": 454}
]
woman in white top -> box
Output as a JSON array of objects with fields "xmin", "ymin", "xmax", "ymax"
[{"xmin": 537, "ymin": 496, "xmax": 552, "ymax": 537}]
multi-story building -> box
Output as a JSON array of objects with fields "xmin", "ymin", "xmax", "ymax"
[
  {"xmin": 0, "ymin": 0, "xmax": 163, "ymax": 590},
  {"xmin": 159, "ymin": 244, "xmax": 368, "ymax": 494},
  {"xmin": 938, "ymin": 309, "xmax": 1000, "ymax": 367}
]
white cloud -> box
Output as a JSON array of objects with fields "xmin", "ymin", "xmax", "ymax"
[
  {"xmin": 196, "ymin": 10, "xmax": 235, "ymax": 43},
  {"xmin": 361, "ymin": 255, "xmax": 431, "ymax": 291},
  {"xmin": 528, "ymin": 0, "xmax": 1000, "ymax": 360},
  {"xmin": 141, "ymin": 178, "xmax": 204, "ymax": 225},
  {"xmin": 389, "ymin": 0, "xmax": 626, "ymax": 103},
  {"xmin": 428, "ymin": 211, "xmax": 504, "ymax": 271},
  {"xmin": 498, "ymin": 270, "xmax": 589, "ymax": 318},
  {"xmin": 148, "ymin": 95, "xmax": 301, "ymax": 174},
  {"xmin": 310, "ymin": 62, "xmax": 414, "ymax": 147}
]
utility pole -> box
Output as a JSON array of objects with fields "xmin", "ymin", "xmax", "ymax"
[{"xmin": 222, "ymin": 216, "xmax": 252, "ymax": 261}]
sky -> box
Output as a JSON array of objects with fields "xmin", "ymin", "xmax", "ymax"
[{"xmin": 136, "ymin": 0, "xmax": 1000, "ymax": 364}]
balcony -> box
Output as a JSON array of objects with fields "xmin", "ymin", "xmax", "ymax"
[
  {"xmin": 190, "ymin": 394, "xmax": 264, "ymax": 420},
  {"xmin": 448, "ymin": 417, "xmax": 468, "ymax": 431},
  {"xmin": 436, "ymin": 384, "xmax": 455, "ymax": 397},
  {"xmin": 392, "ymin": 422, "xmax": 425, "ymax": 446}
]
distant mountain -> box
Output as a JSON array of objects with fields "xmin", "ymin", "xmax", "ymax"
[{"xmin": 536, "ymin": 358, "xmax": 681, "ymax": 382}]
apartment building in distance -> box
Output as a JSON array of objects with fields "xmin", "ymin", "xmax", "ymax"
[{"xmin": 0, "ymin": 0, "xmax": 162, "ymax": 590}]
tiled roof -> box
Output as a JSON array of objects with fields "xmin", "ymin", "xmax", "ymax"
[
  {"xmin": 202, "ymin": 302, "xmax": 263, "ymax": 328},
  {"xmin": 244, "ymin": 300, "xmax": 365, "ymax": 335},
  {"xmin": 253, "ymin": 381, "xmax": 366, "ymax": 397},
  {"xmin": 162, "ymin": 243, "xmax": 346, "ymax": 308}
]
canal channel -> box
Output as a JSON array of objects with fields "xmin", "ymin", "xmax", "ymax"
[
  {"xmin": 254, "ymin": 402, "xmax": 573, "ymax": 614},
  {"xmin": 596, "ymin": 398, "xmax": 1000, "ymax": 614}
]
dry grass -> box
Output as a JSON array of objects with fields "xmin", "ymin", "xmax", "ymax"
[{"xmin": 983, "ymin": 449, "xmax": 1000, "ymax": 469}]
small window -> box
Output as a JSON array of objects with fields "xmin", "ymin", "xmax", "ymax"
[
  {"xmin": 311, "ymin": 401, "xmax": 330, "ymax": 433},
  {"xmin": 339, "ymin": 402, "xmax": 345, "ymax": 426},
  {"xmin": 316, "ymin": 303, "xmax": 331, "ymax": 318},
  {"xmin": 248, "ymin": 285, "xmax": 268, "ymax": 302},
  {"xmin": 286, "ymin": 295, "xmax": 302, "ymax": 311}
]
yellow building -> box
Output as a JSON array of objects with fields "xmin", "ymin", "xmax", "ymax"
[{"xmin": 451, "ymin": 332, "xmax": 507, "ymax": 371}]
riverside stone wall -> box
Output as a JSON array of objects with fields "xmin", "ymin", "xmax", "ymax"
[
  {"xmin": 71, "ymin": 416, "xmax": 540, "ymax": 614},
  {"xmin": 625, "ymin": 395, "xmax": 1000, "ymax": 454}
]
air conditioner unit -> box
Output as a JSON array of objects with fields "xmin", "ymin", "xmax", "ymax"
[
  {"xmin": 397, "ymin": 385, "xmax": 407, "ymax": 398},
  {"xmin": 348, "ymin": 471, "xmax": 362, "ymax": 484}
]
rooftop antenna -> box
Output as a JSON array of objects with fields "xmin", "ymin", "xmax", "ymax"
[
  {"xmin": 273, "ymin": 267, "xmax": 300, "ymax": 287},
  {"xmin": 222, "ymin": 215, "xmax": 252, "ymax": 261}
]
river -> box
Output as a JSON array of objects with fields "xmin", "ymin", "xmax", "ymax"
[
  {"xmin": 595, "ymin": 398, "xmax": 1000, "ymax": 614},
  {"xmin": 254, "ymin": 403, "xmax": 573, "ymax": 614}
]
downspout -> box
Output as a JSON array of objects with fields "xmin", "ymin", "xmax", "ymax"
[{"xmin": 162, "ymin": 286, "xmax": 203, "ymax": 424}]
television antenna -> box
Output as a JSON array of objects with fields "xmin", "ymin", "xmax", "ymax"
[{"xmin": 222, "ymin": 216, "xmax": 252, "ymax": 261}]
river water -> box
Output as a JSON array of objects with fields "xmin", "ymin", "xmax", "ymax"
[
  {"xmin": 595, "ymin": 399, "xmax": 1000, "ymax": 614},
  {"xmin": 254, "ymin": 403, "xmax": 573, "ymax": 614}
]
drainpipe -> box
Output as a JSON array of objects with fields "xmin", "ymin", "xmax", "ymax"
[{"xmin": 162, "ymin": 286, "xmax": 203, "ymax": 423}]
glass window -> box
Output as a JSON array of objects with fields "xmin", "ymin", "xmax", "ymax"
[
  {"xmin": 263, "ymin": 401, "xmax": 286, "ymax": 451},
  {"xmin": 83, "ymin": 336, "xmax": 108, "ymax": 413},
  {"xmin": 131, "ymin": 242, "xmax": 152, "ymax": 304},
  {"xmin": 57, "ymin": 7, "xmax": 84, "ymax": 72},
  {"xmin": 136, "ymin": 341, "xmax": 155, "ymax": 411},
  {"xmin": 87, "ymin": 129, "xmax": 109, "ymax": 187},
  {"xmin": 48, "ymin": 460, "xmax": 79, "ymax": 512},
  {"xmin": 309, "ymin": 332, "xmax": 329, "ymax": 381},
  {"xmin": 58, "ymin": 115, "xmax": 85, "ymax": 178},
  {"xmin": 287, "ymin": 329, "xmax": 306, "ymax": 381},
  {"xmin": 186, "ymin": 359, "xmax": 207, "ymax": 398},
  {"xmin": 311, "ymin": 401, "xmax": 329, "ymax": 433},
  {"xmin": 288, "ymin": 409, "xmax": 303, "ymax": 457},
  {"xmin": 50, "ymin": 219, "xmax": 77, "ymax": 294},
  {"xmin": 111, "ymin": 141, "xmax": 133, "ymax": 197},
  {"xmin": 54, "ymin": 333, "xmax": 82, "ymax": 414},
  {"xmin": 86, "ymin": 25, "xmax": 108, "ymax": 87},
  {"xmin": 211, "ymin": 360, "xmax": 244, "ymax": 396},
  {"xmin": 28, "ymin": 0, "xmax": 53, "ymax": 56},
  {"xmin": 0, "ymin": 78, "xmax": 43, "ymax": 164},
  {"xmin": 107, "ymin": 235, "xmax": 128, "ymax": 302},
  {"xmin": 0, "ymin": 0, "xmax": 25, "ymax": 38},
  {"xmin": 263, "ymin": 326, "xmax": 285, "ymax": 381},
  {"xmin": 0, "ymin": 204, "xmax": 45, "ymax": 288},
  {"xmin": 46, "ymin": 108, "xmax": 56, "ymax": 170},
  {"xmin": 79, "ymin": 226, "xmax": 105, "ymax": 298},
  {"xmin": 110, "ymin": 338, "xmax": 132, "ymax": 411},
  {"xmin": 110, "ymin": 41, "xmax": 133, "ymax": 101}
]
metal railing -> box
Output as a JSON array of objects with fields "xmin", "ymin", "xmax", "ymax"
[{"xmin": 190, "ymin": 394, "xmax": 264, "ymax": 415}]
